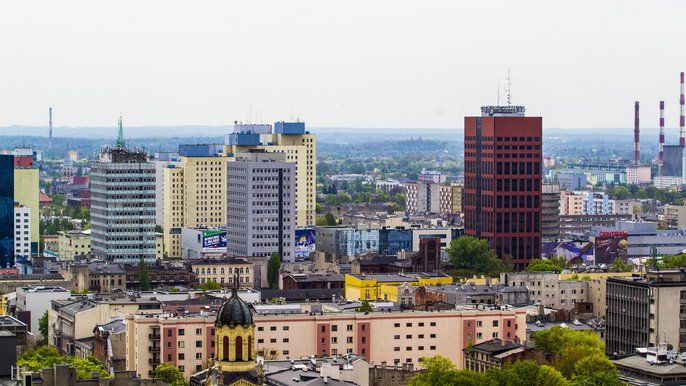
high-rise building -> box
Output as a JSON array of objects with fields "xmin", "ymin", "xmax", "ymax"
[
  {"xmin": 91, "ymin": 143, "xmax": 156, "ymax": 264},
  {"xmin": 0, "ymin": 155, "xmax": 13, "ymax": 268},
  {"xmin": 162, "ymin": 145, "xmax": 226, "ymax": 258},
  {"xmin": 606, "ymin": 270, "xmax": 686, "ymax": 357},
  {"xmin": 464, "ymin": 106, "xmax": 542, "ymax": 270},
  {"xmin": 541, "ymin": 184, "xmax": 560, "ymax": 241},
  {"xmin": 153, "ymin": 151, "xmax": 179, "ymax": 227},
  {"xmin": 13, "ymin": 204, "xmax": 31, "ymax": 271},
  {"xmin": 14, "ymin": 166, "xmax": 39, "ymax": 256},
  {"xmin": 227, "ymin": 151, "xmax": 295, "ymax": 287},
  {"xmin": 224, "ymin": 121, "xmax": 316, "ymax": 227},
  {"xmin": 662, "ymin": 145, "xmax": 684, "ymax": 177}
]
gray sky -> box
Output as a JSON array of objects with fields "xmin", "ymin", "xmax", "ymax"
[{"xmin": 1, "ymin": 0, "xmax": 685, "ymax": 130}]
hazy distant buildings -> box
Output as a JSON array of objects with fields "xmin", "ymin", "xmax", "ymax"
[
  {"xmin": 464, "ymin": 106, "xmax": 542, "ymax": 270},
  {"xmin": 557, "ymin": 171, "xmax": 587, "ymax": 190},
  {"xmin": 662, "ymin": 145, "xmax": 684, "ymax": 178},
  {"xmin": 91, "ymin": 133, "xmax": 156, "ymax": 263}
]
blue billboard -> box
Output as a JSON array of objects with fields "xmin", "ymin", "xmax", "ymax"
[{"xmin": 295, "ymin": 228, "xmax": 315, "ymax": 258}]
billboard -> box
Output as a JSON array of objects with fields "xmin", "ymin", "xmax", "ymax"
[
  {"xmin": 594, "ymin": 231, "xmax": 628, "ymax": 265},
  {"xmin": 295, "ymin": 228, "xmax": 315, "ymax": 258},
  {"xmin": 202, "ymin": 230, "xmax": 227, "ymax": 253}
]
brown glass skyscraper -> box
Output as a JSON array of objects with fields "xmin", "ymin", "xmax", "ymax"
[{"xmin": 464, "ymin": 106, "xmax": 542, "ymax": 270}]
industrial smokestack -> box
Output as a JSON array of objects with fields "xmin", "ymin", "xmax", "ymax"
[
  {"xmin": 681, "ymin": 72, "xmax": 685, "ymax": 147},
  {"xmin": 634, "ymin": 101, "xmax": 640, "ymax": 165},
  {"xmin": 49, "ymin": 107, "xmax": 53, "ymax": 149},
  {"xmin": 659, "ymin": 101, "xmax": 665, "ymax": 162}
]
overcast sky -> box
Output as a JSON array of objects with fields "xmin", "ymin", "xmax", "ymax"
[{"xmin": 1, "ymin": 0, "xmax": 685, "ymax": 131}]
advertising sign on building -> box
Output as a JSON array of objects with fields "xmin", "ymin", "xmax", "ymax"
[
  {"xmin": 202, "ymin": 230, "xmax": 227, "ymax": 253},
  {"xmin": 295, "ymin": 228, "xmax": 315, "ymax": 258},
  {"xmin": 594, "ymin": 231, "xmax": 629, "ymax": 265}
]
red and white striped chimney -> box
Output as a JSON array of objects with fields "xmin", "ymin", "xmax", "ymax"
[
  {"xmin": 634, "ymin": 101, "xmax": 640, "ymax": 165},
  {"xmin": 680, "ymin": 72, "xmax": 685, "ymax": 147},
  {"xmin": 659, "ymin": 101, "xmax": 665, "ymax": 162}
]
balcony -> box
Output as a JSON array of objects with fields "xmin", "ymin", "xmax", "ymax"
[
  {"xmin": 148, "ymin": 346, "xmax": 160, "ymax": 353},
  {"xmin": 149, "ymin": 333, "xmax": 161, "ymax": 340},
  {"xmin": 148, "ymin": 357, "xmax": 160, "ymax": 365}
]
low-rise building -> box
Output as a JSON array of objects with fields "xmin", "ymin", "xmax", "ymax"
[
  {"xmin": 57, "ymin": 230, "xmax": 91, "ymax": 261},
  {"xmin": 500, "ymin": 272, "xmax": 590, "ymax": 312},
  {"xmin": 70, "ymin": 262, "xmax": 126, "ymax": 294},
  {"xmin": 124, "ymin": 264, "xmax": 196, "ymax": 290},
  {"xmin": 93, "ymin": 318, "xmax": 126, "ymax": 372},
  {"xmin": 15, "ymin": 285, "xmax": 71, "ymax": 339},
  {"xmin": 344, "ymin": 272, "xmax": 452, "ymax": 302},
  {"xmin": 282, "ymin": 273, "xmax": 345, "ymax": 290},
  {"xmin": 190, "ymin": 258, "xmax": 253, "ymax": 288},
  {"xmin": 0, "ymin": 315, "xmax": 28, "ymax": 346}
]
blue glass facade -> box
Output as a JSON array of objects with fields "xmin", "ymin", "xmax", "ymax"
[
  {"xmin": 378, "ymin": 228, "xmax": 413, "ymax": 255},
  {"xmin": 0, "ymin": 155, "xmax": 13, "ymax": 268}
]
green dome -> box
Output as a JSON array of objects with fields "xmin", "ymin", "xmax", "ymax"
[{"xmin": 215, "ymin": 288, "xmax": 253, "ymax": 328}]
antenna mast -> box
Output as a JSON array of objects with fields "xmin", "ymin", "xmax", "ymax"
[{"xmin": 49, "ymin": 107, "xmax": 53, "ymax": 150}]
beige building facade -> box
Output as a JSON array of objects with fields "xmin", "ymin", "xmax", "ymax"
[
  {"xmin": 190, "ymin": 258, "xmax": 254, "ymax": 288},
  {"xmin": 57, "ymin": 231, "xmax": 91, "ymax": 261}
]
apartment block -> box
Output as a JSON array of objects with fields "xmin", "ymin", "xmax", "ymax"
[
  {"xmin": 252, "ymin": 306, "xmax": 527, "ymax": 369},
  {"xmin": 500, "ymin": 272, "xmax": 589, "ymax": 312},
  {"xmin": 405, "ymin": 182, "xmax": 460, "ymax": 214},
  {"xmin": 162, "ymin": 145, "xmax": 227, "ymax": 258},
  {"xmin": 56, "ymin": 230, "xmax": 91, "ymax": 261},
  {"xmin": 541, "ymin": 184, "xmax": 560, "ymax": 240},
  {"xmin": 13, "ymin": 204, "xmax": 31, "ymax": 262},
  {"xmin": 15, "ymin": 285, "xmax": 71, "ymax": 339},
  {"xmin": 227, "ymin": 152, "xmax": 295, "ymax": 287},
  {"xmin": 224, "ymin": 122, "xmax": 316, "ymax": 227},
  {"xmin": 606, "ymin": 270, "xmax": 686, "ymax": 357},
  {"xmin": 91, "ymin": 146, "xmax": 156, "ymax": 264},
  {"xmin": 190, "ymin": 258, "xmax": 253, "ymax": 288}
]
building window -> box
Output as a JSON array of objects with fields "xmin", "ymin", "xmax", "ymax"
[
  {"xmin": 394, "ymin": 347, "xmax": 400, "ymax": 352},
  {"xmin": 179, "ymin": 329, "xmax": 185, "ymax": 336},
  {"xmin": 196, "ymin": 341, "xmax": 202, "ymax": 348},
  {"xmin": 178, "ymin": 353, "xmax": 185, "ymax": 360},
  {"xmin": 178, "ymin": 341, "xmax": 184, "ymax": 348},
  {"xmin": 492, "ymin": 321, "xmax": 499, "ymax": 327},
  {"xmin": 430, "ymin": 322, "xmax": 436, "ymax": 327},
  {"xmin": 394, "ymin": 323, "xmax": 400, "ymax": 328},
  {"xmin": 332, "ymin": 325, "xmax": 338, "ymax": 332},
  {"xmin": 196, "ymin": 328, "xmax": 202, "ymax": 335}
]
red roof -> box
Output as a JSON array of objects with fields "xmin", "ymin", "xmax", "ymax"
[
  {"xmin": 72, "ymin": 176, "xmax": 90, "ymax": 186},
  {"xmin": 39, "ymin": 192, "xmax": 53, "ymax": 204}
]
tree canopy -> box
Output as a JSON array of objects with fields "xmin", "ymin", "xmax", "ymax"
[
  {"xmin": 38, "ymin": 311, "xmax": 48, "ymax": 343},
  {"xmin": 267, "ymin": 252, "xmax": 281, "ymax": 290},
  {"xmin": 446, "ymin": 236, "xmax": 504, "ymax": 277},
  {"xmin": 154, "ymin": 362, "xmax": 189, "ymax": 386},
  {"xmin": 526, "ymin": 259, "xmax": 563, "ymax": 273},
  {"xmin": 17, "ymin": 346, "xmax": 110, "ymax": 380},
  {"xmin": 139, "ymin": 257, "xmax": 150, "ymax": 291}
]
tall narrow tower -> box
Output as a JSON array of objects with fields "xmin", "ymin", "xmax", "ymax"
[
  {"xmin": 116, "ymin": 114, "xmax": 125, "ymax": 148},
  {"xmin": 634, "ymin": 101, "xmax": 640, "ymax": 165},
  {"xmin": 659, "ymin": 101, "xmax": 665, "ymax": 184},
  {"xmin": 680, "ymin": 72, "xmax": 685, "ymax": 147},
  {"xmin": 49, "ymin": 107, "xmax": 53, "ymax": 150}
]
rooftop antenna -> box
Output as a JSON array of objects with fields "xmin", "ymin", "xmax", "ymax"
[
  {"xmin": 506, "ymin": 69, "xmax": 512, "ymax": 106},
  {"xmin": 680, "ymin": 72, "xmax": 685, "ymax": 147},
  {"xmin": 497, "ymin": 79, "xmax": 501, "ymax": 106}
]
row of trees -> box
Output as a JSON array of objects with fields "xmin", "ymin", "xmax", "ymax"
[{"xmin": 409, "ymin": 327, "xmax": 621, "ymax": 386}]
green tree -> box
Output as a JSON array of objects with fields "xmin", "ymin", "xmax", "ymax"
[
  {"xmin": 17, "ymin": 346, "xmax": 110, "ymax": 380},
  {"xmin": 635, "ymin": 189, "xmax": 648, "ymax": 199},
  {"xmin": 323, "ymin": 212, "xmax": 337, "ymax": 226},
  {"xmin": 199, "ymin": 280, "xmax": 222, "ymax": 291},
  {"xmin": 38, "ymin": 311, "xmax": 48, "ymax": 344},
  {"xmin": 408, "ymin": 356, "xmax": 487, "ymax": 386},
  {"xmin": 612, "ymin": 186, "xmax": 630, "ymax": 200},
  {"xmin": 611, "ymin": 257, "xmax": 632, "ymax": 272},
  {"xmin": 356, "ymin": 300, "xmax": 373, "ymax": 313},
  {"xmin": 139, "ymin": 257, "xmax": 150, "ymax": 291},
  {"xmin": 154, "ymin": 362, "xmax": 189, "ymax": 386},
  {"xmin": 155, "ymin": 224, "xmax": 163, "ymax": 233},
  {"xmin": 526, "ymin": 259, "xmax": 562, "ymax": 273},
  {"xmin": 267, "ymin": 252, "xmax": 281, "ymax": 289},
  {"xmin": 662, "ymin": 253, "xmax": 686, "ymax": 269},
  {"xmin": 446, "ymin": 236, "xmax": 503, "ymax": 277},
  {"xmin": 570, "ymin": 353, "xmax": 621, "ymax": 386}
]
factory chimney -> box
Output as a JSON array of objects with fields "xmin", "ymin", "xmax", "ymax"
[
  {"xmin": 659, "ymin": 101, "xmax": 665, "ymax": 184},
  {"xmin": 634, "ymin": 101, "xmax": 640, "ymax": 165},
  {"xmin": 680, "ymin": 72, "xmax": 685, "ymax": 147}
]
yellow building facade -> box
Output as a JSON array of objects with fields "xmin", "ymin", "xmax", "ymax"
[
  {"xmin": 57, "ymin": 230, "xmax": 91, "ymax": 261},
  {"xmin": 344, "ymin": 273, "xmax": 453, "ymax": 301},
  {"xmin": 224, "ymin": 131, "xmax": 316, "ymax": 227},
  {"xmin": 163, "ymin": 156, "xmax": 227, "ymax": 258},
  {"xmin": 14, "ymin": 168, "xmax": 39, "ymax": 252}
]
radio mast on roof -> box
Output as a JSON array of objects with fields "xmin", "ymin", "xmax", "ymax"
[{"xmin": 506, "ymin": 69, "xmax": 512, "ymax": 106}]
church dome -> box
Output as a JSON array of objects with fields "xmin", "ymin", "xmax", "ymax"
[{"xmin": 215, "ymin": 288, "xmax": 253, "ymax": 328}]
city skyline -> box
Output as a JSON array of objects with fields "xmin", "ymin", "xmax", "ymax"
[{"xmin": 1, "ymin": 1, "xmax": 685, "ymax": 130}]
